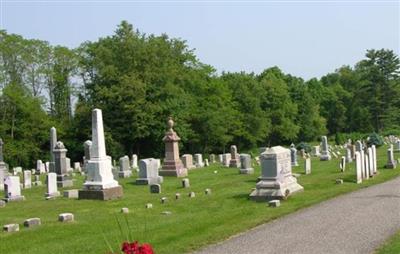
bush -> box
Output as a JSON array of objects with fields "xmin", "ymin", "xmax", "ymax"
[
  {"xmin": 296, "ymin": 142, "xmax": 311, "ymax": 153},
  {"xmin": 367, "ymin": 132, "xmax": 384, "ymax": 147}
]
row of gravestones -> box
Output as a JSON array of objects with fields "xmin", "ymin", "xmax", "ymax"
[{"xmin": 3, "ymin": 213, "xmax": 74, "ymax": 233}]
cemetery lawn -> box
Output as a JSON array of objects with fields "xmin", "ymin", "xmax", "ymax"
[
  {"xmin": 1, "ymin": 146, "xmax": 400, "ymax": 254},
  {"xmin": 376, "ymin": 230, "xmax": 400, "ymax": 254}
]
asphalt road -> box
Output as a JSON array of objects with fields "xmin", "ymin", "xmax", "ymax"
[{"xmin": 193, "ymin": 176, "xmax": 400, "ymax": 254}]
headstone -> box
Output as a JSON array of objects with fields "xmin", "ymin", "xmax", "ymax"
[
  {"xmin": 58, "ymin": 213, "xmax": 74, "ymax": 222},
  {"xmin": 131, "ymin": 154, "xmax": 138, "ymax": 170},
  {"xmin": 268, "ymin": 200, "xmax": 280, "ymax": 207},
  {"xmin": 53, "ymin": 142, "xmax": 72, "ymax": 187},
  {"xmin": 395, "ymin": 140, "xmax": 400, "ymax": 152},
  {"xmin": 36, "ymin": 160, "xmax": 46, "ymax": 174},
  {"xmin": 336, "ymin": 179, "xmax": 344, "ymax": 184},
  {"xmin": 364, "ymin": 154, "xmax": 370, "ymax": 179},
  {"xmin": 222, "ymin": 153, "xmax": 231, "ymax": 167},
  {"xmin": 33, "ymin": 175, "xmax": 42, "ymax": 186},
  {"xmin": 205, "ymin": 188, "xmax": 211, "ymax": 195},
  {"xmin": 23, "ymin": 170, "xmax": 32, "ymax": 189},
  {"xmin": 290, "ymin": 144, "xmax": 298, "ymax": 167},
  {"xmin": 79, "ymin": 109, "xmax": 123, "ymax": 200},
  {"xmin": 49, "ymin": 127, "xmax": 57, "ymax": 173},
  {"xmin": 345, "ymin": 148, "xmax": 352, "ymax": 163},
  {"xmin": 372, "ymin": 145, "xmax": 377, "ymax": 174},
  {"xmin": 182, "ymin": 178, "xmax": 190, "ymax": 188},
  {"xmin": 24, "ymin": 218, "xmax": 41, "ymax": 228},
  {"xmin": 218, "ymin": 154, "xmax": 223, "ymax": 163},
  {"xmin": 204, "ymin": 159, "xmax": 209, "ymax": 167},
  {"xmin": 66, "ymin": 157, "xmax": 72, "ymax": 173},
  {"xmin": 3, "ymin": 176, "xmax": 25, "ymax": 202},
  {"xmin": 355, "ymin": 151, "xmax": 362, "ymax": 184},
  {"xmin": 304, "ymin": 156, "xmax": 311, "ymax": 175},
  {"xmin": 194, "ymin": 154, "xmax": 205, "ymax": 168},
  {"xmin": 0, "ymin": 139, "xmax": 7, "ymax": 191},
  {"xmin": 159, "ymin": 117, "xmax": 187, "ymax": 177},
  {"xmin": 83, "ymin": 140, "xmax": 92, "ymax": 172},
  {"xmin": 229, "ymin": 145, "xmax": 240, "ymax": 168},
  {"xmin": 209, "ymin": 154, "xmax": 216, "ymax": 163},
  {"xmin": 118, "ymin": 155, "xmax": 132, "ymax": 178},
  {"xmin": 160, "ymin": 197, "xmax": 167, "ymax": 204},
  {"xmin": 175, "ymin": 193, "xmax": 181, "ymax": 199},
  {"xmin": 181, "ymin": 154, "xmax": 194, "ymax": 170},
  {"xmin": 73, "ymin": 162, "xmax": 81, "ymax": 172},
  {"xmin": 13, "ymin": 167, "xmax": 22, "ymax": 175},
  {"xmin": 136, "ymin": 158, "xmax": 163, "ymax": 185},
  {"xmin": 150, "ymin": 184, "xmax": 161, "ymax": 193},
  {"xmin": 339, "ymin": 157, "xmax": 346, "ymax": 172},
  {"xmin": 63, "ymin": 189, "xmax": 79, "ymax": 199},
  {"xmin": 355, "ymin": 141, "xmax": 365, "ymax": 178},
  {"xmin": 368, "ymin": 147, "xmax": 374, "ymax": 177},
  {"xmin": 145, "ymin": 203, "xmax": 153, "ymax": 209},
  {"xmin": 3, "ymin": 224, "xmax": 19, "ymax": 232},
  {"xmin": 239, "ymin": 154, "xmax": 254, "ymax": 174},
  {"xmin": 320, "ymin": 136, "xmax": 331, "ymax": 161},
  {"xmin": 121, "ymin": 207, "xmax": 129, "ymax": 214},
  {"xmin": 188, "ymin": 191, "xmax": 195, "ymax": 198},
  {"xmin": 46, "ymin": 173, "xmax": 60, "ymax": 199},
  {"xmin": 385, "ymin": 148, "xmax": 396, "ymax": 169},
  {"xmin": 250, "ymin": 146, "xmax": 304, "ymax": 201},
  {"xmin": 311, "ymin": 146, "xmax": 320, "ymax": 157}
]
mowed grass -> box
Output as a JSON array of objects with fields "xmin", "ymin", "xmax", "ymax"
[
  {"xmin": 376, "ymin": 230, "xmax": 400, "ymax": 253},
  {"xmin": 0, "ymin": 145, "xmax": 399, "ymax": 254}
]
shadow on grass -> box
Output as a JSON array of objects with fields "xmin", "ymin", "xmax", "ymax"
[{"xmin": 230, "ymin": 193, "xmax": 251, "ymax": 201}]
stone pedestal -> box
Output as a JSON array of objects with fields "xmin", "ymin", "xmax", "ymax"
[
  {"xmin": 159, "ymin": 117, "xmax": 187, "ymax": 177},
  {"xmin": 79, "ymin": 186, "xmax": 123, "ymax": 200},
  {"xmin": 229, "ymin": 145, "xmax": 240, "ymax": 168},
  {"xmin": 250, "ymin": 146, "xmax": 303, "ymax": 201}
]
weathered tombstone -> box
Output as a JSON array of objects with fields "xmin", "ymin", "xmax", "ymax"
[
  {"xmin": 83, "ymin": 140, "xmax": 92, "ymax": 172},
  {"xmin": 159, "ymin": 117, "xmax": 187, "ymax": 177},
  {"xmin": 0, "ymin": 138, "xmax": 6, "ymax": 191},
  {"xmin": 355, "ymin": 141, "xmax": 365, "ymax": 178},
  {"xmin": 368, "ymin": 147, "xmax": 374, "ymax": 177},
  {"xmin": 181, "ymin": 154, "xmax": 195, "ymax": 170},
  {"xmin": 204, "ymin": 159, "xmax": 209, "ymax": 167},
  {"xmin": 372, "ymin": 145, "xmax": 377, "ymax": 174},
  {"xmin": 304, "ymin": 155, "xmax": 311, "ymax": 175},
  {"xmin": 3, "ymin": 176, "xmax": 25, "ymax": 202},
  {"xmin": 58, "ymin": 213, "xmax": 74, "ymax": 222},
  {"xmin": 63, "ymin": 189, "xmax": 78, "ymax": 199},
  {"xmin": 45, "ymin": 172, "xmax": 60, "ymax": 199},
  {"xmin": 218, "ymin": 154, "xmax": 223, "ymax": 163},
  {"xmin": 23, "ymin": 170, "xmax": 32, "ymax": 189},
  {"xmin": 33, "ymin": 175, "xmax": 42, "ymax": 186},
  {"xmin": 49, "ymin": 127, "xmax": 57, "ymax": 173},
  {"xmin": 24, "ymin": 218, "xmax": 41, "ymax": 228},
  {"xmin": 66, "ymin": 157, "xmax": 72, "ymax": 173},
  {"xmin": 73, "ymin": 162, "xmax": 81, "ymax": 172},
  {"xmin": 222, "ymin": 153, "xmax": 231, "ymax": 167},
  {"xmin": 136, "ymin": 158, "xmax": 163, "ymax": 185},
  {"xmin": 182, "ymin": 178, "xmax": 190, "ymax": 188},
  {"xmin": 188, "ymin": 191, "xmax": 195, "ymax": 198},
  {"xmin": 345, "ymin": 148, "xmax": 352, "ymax": 163},
  {"xmin": 311, "ymin": 146, "xmax": 320, "ymax": 157},
  {"xmin": 320, "ymin": 136, "xmax": 331, "ymax": 161},
  {"xmin": 290, "ymin": 144, "xmax": 298, "ymax": 167},
  {"xmin": 339, "ymin": 157, "xmax": 346, "ymax": 172},
  {"xmin": 79, "ymin": 109, "xmax": 123, "ymax": 200},
  {"xmin": 3, "ymin": 224, "xmax": 19, "ymax": 232},
  {"xmin": 150, "ymin": 184, "xmax": 161, "ymax": 194},
  {"xmin": 239, "ymin": 154, "xmax": 254, "ymax": 174},
  {"xmin": 364, "ymin": 154, "xmax": 370, "ymax": 179},
  {"xmin": 36, "ymin": 160, "xmax": 46, "ymax": 174},
  {"xmin": 355, "ymin": 151, "xmax": 362, "ymax": 184},
  {"xmin": 385, "ymin": 148, "xmax": 396, "ymax": 169},
  {"xmin": 194, "ymin": 154, "xmax": 205, "ymax": 168},
  {"xmin": 118, "ymin": 155, "xmax": 132, "ymax": 178},
  {"xmin": 209, "ymin": 154, "xmax": 216, "ymax": 164},
  {"xmin": 53, "ymin": 142, "xmax": 73, "ymax": 187},
  {"xmin": 250, "ymin": 146, "xmax": 304, "ymax": 201},
  {"xmin": 13, "ymin": 167, "xmax": 22, "ymax": 175},
  {"xmin": 131, "ymin": 154, "xmax": 138, "ymax": 170},
  {"xmin": 229, "ymin": 145, "xmax": 240, "ymax": 168},
  {"xmin": 395, "ymin": 140, "xmax": 400, "ymax": 152}
]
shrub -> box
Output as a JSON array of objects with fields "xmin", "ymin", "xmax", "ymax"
[
  {"xmin": 296, "ymin": 142, "xmax": 311, "ymax": 153},
  {"xmin": 367, "ymin": 132, "xmax": 384, "ymax": 147}
]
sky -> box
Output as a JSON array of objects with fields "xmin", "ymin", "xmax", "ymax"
[{"xmin": 1, "ymin": 0, "xmax": 399, "ymax": 80}]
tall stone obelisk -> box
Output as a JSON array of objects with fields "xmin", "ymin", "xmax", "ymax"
[
  {"xmin": 159, "ymin": 117, "xmax": 187, "ymax": 177},
  {"xmin": 49, "ymin": 127, "xmax": 57, "ymax": 172},
  {"xmin": 78, "ymin": 109, "xmax": 123, "ymax": 200}
]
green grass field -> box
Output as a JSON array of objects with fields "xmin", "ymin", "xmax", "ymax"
[
  {"xmin": 376, "ymin": 230, "xmax": 400, "ymax": 254},
  {"xmin": 1, "ymin": 145, "xmax": 399, "ymax": 254}
]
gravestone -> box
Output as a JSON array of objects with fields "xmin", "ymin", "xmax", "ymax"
[
  {"xmin": 46, "ymin": 172, "xmax": 60, "ymax": 199},
  {"xmin": 355, "ymin": 151, "xmax": 362, "ymax": 184},
  {"xmin": 182, "ymin": 178, "xmax": 190, "ymax": 188},
  {"xmin": 218, "ymin": 154, "xmax": 223, "ymax": 163},
  {"xmin": 13, "ymin": 167, "xmax": 22, "ymax": 175},
  {"xmin": 24, "ymin": 218, "xmax": 41, "ymax": 228},
  {"xmin": 304, "ymin": 155, "xmax": 311, "ymax": 175},
  {"xmin": 339, "ymin": 157, "xmax": 346, "ymax": 172},
  {"xmin": 355, "ymin": 141, "xmax": 365, "ymax": 178},
  {"xmin": 131, "ymin": 154, "xmax": 138, "ymax": 170},
  {"xmin": 58, "ymin": 213, "xmax": 74, "ymax": 222},
  {"xmin": 209, "ymin": 154, "xmax": 216, "ymax": 163},
  {"xmin": 364, "ymin": 154, "xmax": 370, "ymax": 179},
  {"xmin": 66, "ymin": 157, "xmax": 72, "ymax": 172},
  {"xmin": 136, "ymin": 158, "xmax": 163, "ymax": 185},
  {"xmin": 53, "ymin": 142, "xmax": 73, "ymax": 187},
  {"xmin": 79, "ymin": 109, "xmax": 123, "ymax": 200},
  {"xmin": 3, "ymin": 176, "xmax": 25, "ymax": 202},
  {"xmin": 159, "ymin": 117, "xmax": 187, "ymax": 177},
  {"xmin": 194, "ymin": 154, "xmax": 205, "ymax": 168},
  {"xmin": 63, "ymin": 189, "xmax": 79, "ymax": 199},
  {"xmin": 118, "ymin": 155, "xmax": 132, "ymax": 178},
  {"xmin": 290, "ymin": 143, "xmax": 298, "ymax": 167},
  {"xmin": 222, "ymin": 153, "xmax": 231, "ymax": 167},
  {"xmin": 49, "ymin": 127, "xmax": 57, "ymax": 173},
  {"xmin": 320, "ymin": 136, "xmax": 331, "ymax": 161},
  {"xmin": 395, "ymin": 140, "xmax": 400, "ymax": 152},
  {"xmin": 36, "ymin": 160, "xmax": 46, "ymax": 174},
  {"xmin": 250, "ymin": 146, "xmax": 304, "ymax": 201},
  {"xmin": 23, "ymin": 170, "xmax": 32, "ymax": 189},
  {"xmin": 73, "ymin": 162, "xmax": 81, "ymax": 172},
  {"xmin": 372, "ymin": 145, "xmax": 377, "ymax": 174},
  {"xmin": 150, "ymin": 184, "xmax": 161, "ymax": 194},
  {"xmin": 229, "ymin": 145, "xmax": 240, "ymax": 168},
  {"xmin": 181, "ymin": 154, "xmax": 195, "ymax": 170},
  {"xmin": 0, "ymin": 138, "xmax": 7, "ymax": 191},
  {"xmin": 385, "ymin": 148, "xmax": 396, "ymax": 169},
  {"xmin": 239, "ymin": 154, "xmax": 254, "ymax": 174},
  {"xmin": 345, "ymin": 148, "xmax": 352, "ymax": 163},
  {"xmin": 368, "ymin": 147, "xmax": 374, "ymax": 177},
  {"xmin": 83, "ymin": 140, "xmax": 92, "ymax": 172},
  {"xmin": 311, "ymin": 146, "xmax": 320, "ymax": 157}
]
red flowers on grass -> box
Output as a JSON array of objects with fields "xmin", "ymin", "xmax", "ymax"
[{"xmin": 122, "ymin": 241, "xmax": 154, "ymax": 254}]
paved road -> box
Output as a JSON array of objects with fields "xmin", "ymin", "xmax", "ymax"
[{"xmin": 193, "ymin": 177, "xmax": 400, "ymax": 254}]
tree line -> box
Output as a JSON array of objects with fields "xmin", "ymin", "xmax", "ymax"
[{"xmin": 1, "ymin": 21, "xmax": 399, "ymax": 168}]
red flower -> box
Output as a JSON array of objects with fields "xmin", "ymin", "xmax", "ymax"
[
  {"xmin": 121, "ymin": 241, "xmax": 153, "ymax": 254},
  {"xmin": 137, "ymin": 243, "xmax": 154, "ymax": 254}
]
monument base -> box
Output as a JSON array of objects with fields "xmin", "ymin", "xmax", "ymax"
[
  {"xmin": 229, "ymin": 159, "xmax": 240, "ymax": 168},
  {"xmin": 385, "ymin": 163, "xmax": 397, "ymax": 169},
  {"xmin": 239, "ymin": 168, "xmax": 254, "ymax": 175},
  {"xmin": 160, "ymin": 160, "xmax": 187, "ymax": 177},
  {"xmin": 136, "ymin": 176, "xmax": 163, "ymax": 185},
  {"xmin": 250, "ymin": 177, "xmax": 304, "ymax": 201},
  {"xmin": 45, "ymin": 191, "xmax": 60, "ymax": 200},
  {"xmin": 3, "ymin": 195, "xmax": 25, "ymax": 202},
  {"xmin": 78, "ymin": 186, "xmax": 123, "ymax": 200},
  {"xmin": 320, "ymin": 154, "xmax": 332, "ymax": 161},
  {"xmin": 118, "ymin": 171, "xmax": 133, "ymax": 178}
]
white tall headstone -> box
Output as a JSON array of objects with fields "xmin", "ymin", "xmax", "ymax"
[
  {"xmin": 290, "ymin": 144, "xmax": 299, "ymax": 167},
  {"xmin": 355, "ymin": 152, "xmax": 362, "ymax": 184},
  {"xmin": 339, "ymin": 157, "xmax": 346, "ymax": 172},
  {"xmin": 345, "ymin": 148, "xmax": 352, "ymax": 163},
  {"xmin": 3, "ymin": 176, "xmax": 24, "ymax": 201},
  {"xmin": 79, "ymin": 109, "xmax": 123, "ymax": 200},
  {"xmin": 118, "ymin": 155, "xmax": 132, "ymax": 178},
  {"xmin": 385, "ymin": 148, "xmax": 396, "ymax": 169},
  {"xmin": 355, "ymin": 141, "xmax": 365, "ymax": 178},
  {"xmin": 372, "ymin": 145, "xmax": 377, "ymax": 174},
  {"xmin": 49, "ymin": 127, "xmax": 57, "ymax": 173},
  {"xmin": 194, "ymin": 154, "xmax": 204, "ymax": 168},
  {"xmin": 304, "ymin": 156, "xmax": 311, "ymax": 175},
  {"xmin": 131, "ymin": 154, "xmax": 138, "ymax": 170},
  {"xmin": 364, "ymin": 153, "xmax": 370, "ymax": 180},
  {"xmin": 23, "ymin": 170, "xmax": 32, "ymax": 189},
  {"xmin": 320, "ymin": 136, "xmax": 331, "ymax": 161},
  {"xmin": 45, "ymin": 172, "xmax": 60, "ymax": 198},
  {"xmin": 367, "ymin": 147, "xmax": 374, "ymax": 177}
]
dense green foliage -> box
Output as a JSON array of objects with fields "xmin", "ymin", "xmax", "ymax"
[{"xmin": 0, "ymin": 21, "xmax": 399, "ymax": 168}]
